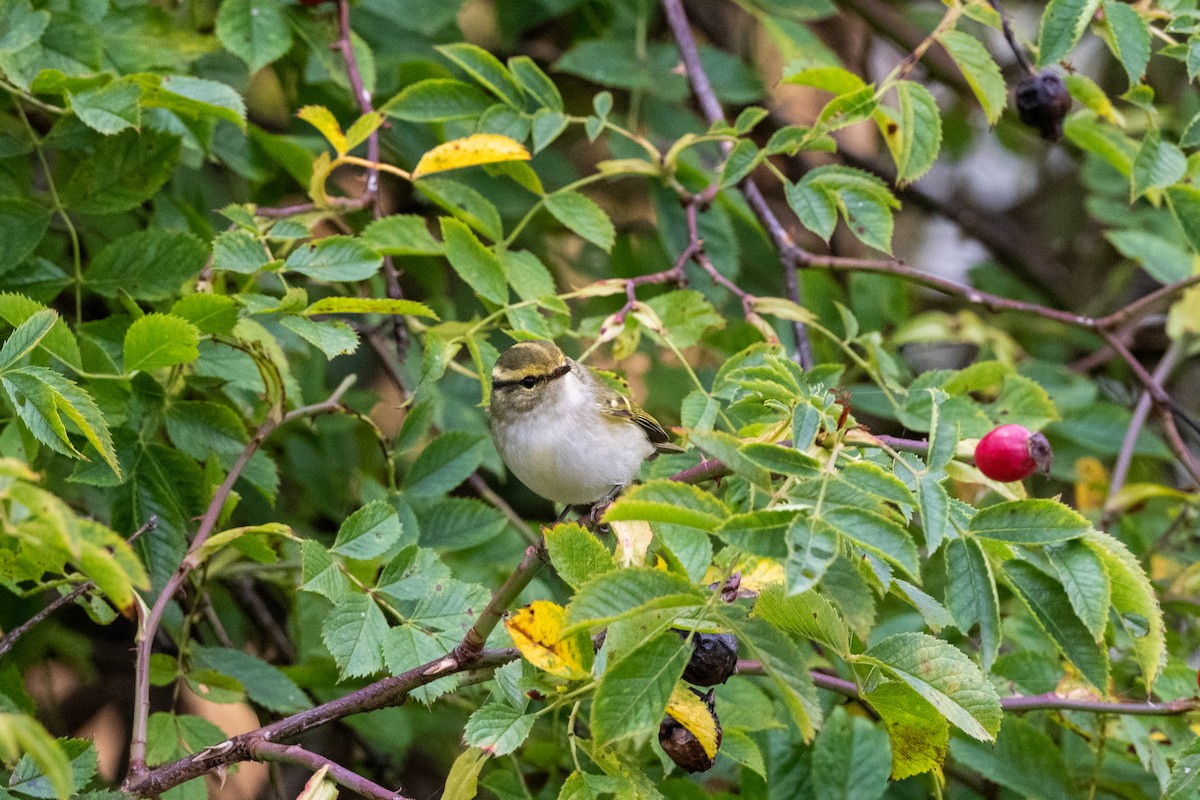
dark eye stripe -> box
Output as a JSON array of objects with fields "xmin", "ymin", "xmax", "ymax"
[{"xmin": 492, "ymin": 363, "xmax": 570, "ymax": 390}]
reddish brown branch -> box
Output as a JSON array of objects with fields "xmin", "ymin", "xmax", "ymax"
[{"xmin": 246, "ymin": 740, "xmax": 408, "ymax": 800}]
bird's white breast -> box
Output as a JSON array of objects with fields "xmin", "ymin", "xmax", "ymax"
[{"xmin": 493, "ymin": 371, "xmax": 655, "ymax": 505}]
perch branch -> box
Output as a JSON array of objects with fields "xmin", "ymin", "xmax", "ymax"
[{"xmin": 246, "ymin": 740, "xmax": 408, "ymax": 800}]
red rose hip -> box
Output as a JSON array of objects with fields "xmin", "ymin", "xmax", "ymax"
[{"xmin": 974, "ymin": 424, "xmax": 1053, "ymax": 482}]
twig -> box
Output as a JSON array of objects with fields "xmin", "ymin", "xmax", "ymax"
[
  {"xmin": 334, "ymin": 0, "xmax": 410, "ymax": 360},
  {"xmin": 741, "ymin": 661, "xmax": 1200, "ymax": 716},
  {"xmin": 255, "ymin": 196, "xmax": 371, "ymax": 218},
  {"xmin": 246, "ymin": 740, "xmax": 407, "ymax": 800},
  {"xmin": 452, "ymin": 541, "xmax": 547, "ymax": 664},
  {"xmin": 1102, "ymin": 340, "xmax": 1186, "ymax": 528},
  {"xmin": 0, "ymin": 517, "xmax": 158, "ymax": 660},
  {"xmin": 660, "ymin": 0, "xmax": 813, "ymax": 368},
  {"xmin": 127, "ymin": 377, "xmax": 356, "ymax": 778},
  {"xmin": 988, "ymin": 0, "xmax": 1036, "ymax": 75},
  {"xmin": 226, "ymin": 578, "xmax": 296, "ymax": 662}
]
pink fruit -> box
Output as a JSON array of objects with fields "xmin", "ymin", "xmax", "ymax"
[{"xmin": 974, "ymin": 424, "xmax": 1053, "ymax": 482}]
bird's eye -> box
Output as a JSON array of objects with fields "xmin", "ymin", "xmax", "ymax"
[{"xmin": 521, "ymin": 376, "xmax": 538, "ymax": 389}]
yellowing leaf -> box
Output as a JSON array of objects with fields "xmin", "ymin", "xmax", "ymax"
[
  {"xmin": 611, "ymin": 519, "xmax": 653, "ymax": 567},
  {"xmin": 1167, "ymin": 285, "xmax": 1200, "ymax": 338},
  {"xmin": 665, "ymin": 684, "xmax": 720, "ymax": 759},
  {"xmin": 309, "ymin": 151, "xmax": 333, "ymax": 207},
  {"xmin": 412, "ymin": 134, "xmax": 531, "ymax": 179},
  {"xmin": 1073, "ymin": 457, "xmax": 1108, "ymax": 512},
  {"xmin": 505, "ymin": 600, "xmax": 589, "ymax": 679},
  {"xmin": 298, "ymin": 105, "xmax": 347, "ymax": 155}
]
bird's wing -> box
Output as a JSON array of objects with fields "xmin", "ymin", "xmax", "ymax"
[{"xmin": 600, "ymin": 391, "xmax": 684, "ymax": 452}]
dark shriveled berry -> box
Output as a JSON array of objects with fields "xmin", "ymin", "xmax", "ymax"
[
  {"xmin": 659, "ymin": 688, "xmax": 723, "ymax": 773},
  {"xmin": 1015, "ymin": 70, "xmax": 1072, "ymax": 142},
  {"xmin": 674, "ymin": 630, "xmax": 739, "ymax": 686}
]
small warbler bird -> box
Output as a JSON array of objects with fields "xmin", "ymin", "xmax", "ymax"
[{"xmin": 490, "ymin": 340, "xmax": 683, "ymax": 508}]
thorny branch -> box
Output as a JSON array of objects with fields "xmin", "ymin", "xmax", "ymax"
[
  {"xmin": 246, "ymin": 741, "xmax": 407, "ymax": 800},
  {"xmin": 127, "ymin": 377, "xmax": 356, "ymax": 778}
]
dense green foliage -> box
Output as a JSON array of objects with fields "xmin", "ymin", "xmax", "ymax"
[{"xmin": 0, "ymin": 0, "xmax": 1199, "ymax": 799}]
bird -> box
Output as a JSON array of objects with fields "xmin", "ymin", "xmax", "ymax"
[{"xmin": 489, "ymin": 339, "xmax": 683, "ymax": 511}]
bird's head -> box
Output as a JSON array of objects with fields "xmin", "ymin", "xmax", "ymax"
[{"xmin": 490, "ymin": 340, "xmax": 572, "ymax": 418}]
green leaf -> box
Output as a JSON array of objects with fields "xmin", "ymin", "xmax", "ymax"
[
  {"xmin": 1038, "ymin": 0, "xmax": 1102, "ymax": 67},
  {"xmin": 382, "ymin": 624, "xmax": 459, "ymax": 703},
  {"xmin": 403, "ymin": 431, "xmax": 487, "ymax": 496},
  {"xmin": 591, "ymin": 632, "xmax": 688, "ymax": 747},
  {"xmin": 544, "ymin": 191, "xmax": 616, "ymax": 252},
  {"xmin": 0, "ymin": 1, "xmax": 49, "ymax": 54},
  {"xmin": 722, "ymin": 612, "xmax": 820, "ymax": 741},
  {"xmin": 943, "ymin": 537, "xmax": 1000, "ymax": 670},
  {"xmin": 717, "ymin": 508, "xmax": 798, "ymax": 559},
  {"xmin": 190, "ymin": 646, "xmax": 311, "ymax": 715},
  {"xmin": 417, "ymin": 178, "xmax": 503, "ymax": 241},
  {"xmin": 794, "ymin": 165, "xmax": 899, "ymax": 253},
  {"xmin": 864, "ymin": 681, "xmax": 948, "ymax": 780},
  {"xmin": 361, "ymin": 215, "xmax": 444, "ymax": 256},
  {"xmin": 1085, "ymin": 530, "xmax": 1165, "ymax": 690},
  {"xmin": 139, "ymin": 75, "xmax": 246, "ymax": 130},
  {"xmin": 719, "ymin": 729, "xmax": 766, "ymax": 777},
  {"xmin": 811, "ymin": 706, "xmax": 890, "ymax": 800},
  {"xmin": 949, "ymin": 716, "xmax": 1078, "ymax": 800},
  {"xmin": 322, "ymin": 594, "xmax": 388, "ymax": 679},
  {"xmin": 917, "ymin": 477, "xmax": 950, "ymax": 554},
  {"xmin": 824, "ymin": 507, "xmax": 919, "ymax": 580},
  {"xmin": 1003, "ymin": 560, "xmax": 1109, "ymax": 690},
  {"xmin": 508, "ymin": 56, "xmax": 563, "ymax": 111},
  {"xmin": 215, "ymin": 0, "xmax": 292, "ymax": 73},
  {"xmin": 123, "ymin": 313, "xmax": 201, "ymax": 373},
  {"xmin": 280, "ymin": 316, "xmax": 358, "ymax": 359},
  {"xmin": 968, "ymin": 499, "xmax": 1091, "ymax": 544},
  {"xmin": 63, "ymin": 130, "xmax": 180, "ymax": 214},
  {"xmin": 877, "ymin": 80, "xmax": 941, "ymax": 185},
  {"xmin": 644, "ymin": 290, "xmax": 724, "ymax": 348},
  {"xmin": 603, "ymin": 480, "xmax": 729, "ymax": 532},
  {"xmin": 2, "ymin": 366, "xmax": 119, "ymax": 477},
  {"xmin": 464, "ymin": 704, "xmax": 535, "ymax": 756},
  {"xmin": 502, "ymin": 250, "xmax": 556, "ymax": 301},
  {"xmin": 88, "ymin": 229, "xmax": 207, "ymax": 300},
  {"xmin": 440, "ymin": 217, "xmax": 508, "ymax": 304},
  {"xmin": 740, "ymin": 443, "xmax": 820, "ymax": 479},
  {"xmin": 69, "ymin": 79, "xmax": 140, "ymax": 135},
  {"xmin": 145, "ymin": 712, "xmax": 226, "ymax": 766},
  {"xmin": 858, "ymin": 632, "xmax": 1001, "ymax": 742},
  {"xmin": 1165, "ymin": 736, "xmax": 1200, "ymax": 800},
  {"xmin": 531, "ymin": 108, "xmax": 569, "ymax": 153},
  {"xmin": 171, "ymin": 295, "xmax": 238, "ymax": 337},
  {"xmin": 211, "ymin": 229, "xmax": 270, "ymax": 275},
  {"xmin": 0, "ymin": 198, "xmax": 51, "ymax": 271},
  {"xmin": 416, "ymin": 497, "xmax": 506, "ymax": 551},
  {"xmin": 332, "ymin": 501, "xmax": 402, "ymax": 560},
  {"xmin": 1131, "ymin": 129, "xmax": 1186, "ymax": 200},
  {"xmin": 1166, "ymin": 184, "xmax": 1200, "ymax": 254},
  {"xmin": 436, "ymin": 43, "xmax": 524, "ymax": 108},
  {"xmin": 546, "ymin": 522, "xmax": 614, "ymax": 591},
  {"xmin": 719, "ymin": 139, "xmax": 761, "ymax": 188},
  {"xmin": 1044, "ymin": 540, "xmax": 1110, "ymax": 641},
  {"xmin": 785, "ymin": 179, "xmax": 837, "ymax": 242},
  {"xmin": 0, "ymin": 715, "xmax": 72, "ymax": 800},
  {"xmin": 1106, "ymin": 228, "xmax": 1194, "ymax": 284},
  {"xmin": 566, "ymin": 568, "xmax": 705, "ymax": 630},
  {"xmin": 785, "ymin": 512, "xmax": 840, "ymax": 594},
  {"xmin": 283, "ymin": 236, "xmax": 383, "ymax": 282},
  {"xmin": 382, "ymin": 78, "xmax": 494, "ymax": 122},
  {"xmin": 894, "ymin": 579, "xmax": 954, "ymax": 632},
  {"xmin": 1103, "ymin": 0, "xmax": 1151, "ymax": 86},
  {"xmin": 301, "ymin": 540, "xmax": 351, "ymax": 602},
  {"xmin": 938, "ymin": 30, "xmax": 1006, "ymax": 124},
  {"xmin": 0, "ymin": 309, "xmax": 56, "ymax": 372},
  {"xmin": 7, "ymin": 737, "xmax": 95, "ymax": 799},
  {"xmin": 753, "ymin": 584, "xmax": 849, "ymax": 657}
]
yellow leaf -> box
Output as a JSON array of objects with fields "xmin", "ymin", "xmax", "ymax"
[
  {"xmin": 665, "ymin": 684, "xmax": 720, "ymax": 759},
  {"xmin": 1073, "ymin": 457, "xmax": 1108, "ymax": 512},
  {"xmin": 296, "ymin": 765, "xmax": 339, "ymax": 800},
  {"xmin": 308, "ymin": 151, "xmax": 333, "ymax": 207},
  {"xmin": 611, "ymin": 519, "xmax": 652, "ymax": 567},
  {"xmin": 412, "ymin": 133, "xmax": 531, "ymax": 179},
  {"xmin": 1167, "ymin": 285, "xmax": 1200, "ymax": 338},
  {"xmin": 504, "ymin": 600, "xmax": 590, "ymax": 679},
  {"xmin": 298, "ymin": 105, "xmax": 347, "ymax": 156},
  {"xmin": 752, "ymin": 296, "xmax": 817, "ymax": 324}
]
